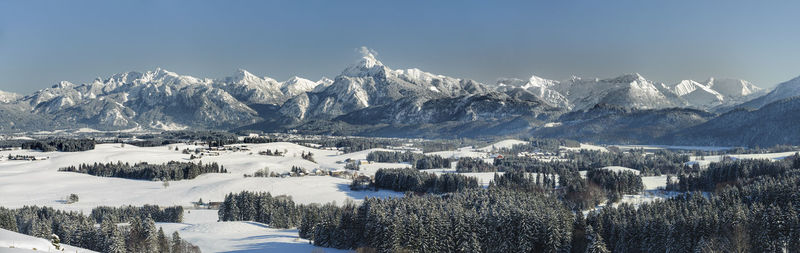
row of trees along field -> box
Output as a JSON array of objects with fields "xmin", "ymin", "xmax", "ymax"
[
  {"xmin": 219, "ymin": 189, "xmax": 573, "ymax": 252},
  {"xmin": 0, "ymin": 206, "xmax": 199, "ymax": 253},
  {"xmin": 90, "ymin": 205, "xmax": 184, "ymax": 223},
  {"xmin": 364, "ymin": 168, "xmax": 480, "ymax": 193},
  {"xmin": 456, "ymin": 149, "xmax": 688, "ymax": 176},
  {"xmin": 0, "ymin": 138, "xmax": 96, "ymax": 152},
  {"xmin": 59, "ymin": 161, "xmax": 227, "ymax": 181},
  {"xmin": 667, "ymin": 153, "xmax": 800, "ymax": 192},
  {"xmin": 366, "ymin": 151, "xmax": 452, "ymax": 169}
]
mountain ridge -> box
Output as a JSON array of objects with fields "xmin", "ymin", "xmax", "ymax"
[{"xmin": 2, "ymin": 48, "xmax": 800, "ymax": 147}]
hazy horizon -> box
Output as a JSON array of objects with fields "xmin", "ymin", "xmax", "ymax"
[{"xmin": 2, "ymin": 0, "xmax": 799, "ymax": 94}]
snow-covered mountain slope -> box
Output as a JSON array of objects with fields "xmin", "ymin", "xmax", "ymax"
[
  {"xmin": 705, "ymin": 77, "xmax": 763, "ymax": 98},
  {"xmin": 0, "ymin": 67, "xmax": 345, "ymax": 132},
  {"xmin": 670, "ymin": 80, "xmax": 725, "ymax": 109},
  {"xmin": 534, "ymin": 104, "xmax": 714, "ymax": 144},
  {"xmin": 670, "ymin": 77, "xmax": 764, "ymax": 111},
  {"xmin": 496, "ymin": 75, "xmax": 570, "ymax": 109},
  {"xmin": 554, "ymin": 73, "xmax": 688, "ymax": 111},
  {"xmin": 0, "ymin": 90, "xmax": 21, "ymax": 103},
  {"xmin": 279, "ymin": 50, "xmax": 488, "ymax": 120},
  {"xmin": 280, "ymin": 76, "xmax": 320, "ymax": 98},
  {"xmin": 737, "ymin": 75, "xmax": 800, "ymax": 109},
  {"xmin": 497, "ymin": 73, "xmax": 764, "ymax": 112},
  {"xmin": 8, "ymin": 68, "xmax": 261, "ymax": 131},
  {"xmin": 666, "ymin": 96, "xmax": 800, "ymax": 146},
  {"xmin": 216, "ymin": 69, "xmax": 284, "ymax": 105},
  {"xmin": 336, "ymin": 92, "xmax": 563, "ymax": 125}
]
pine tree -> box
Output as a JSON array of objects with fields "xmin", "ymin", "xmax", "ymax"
[
  {"xmin": 172, "ymin": 231, "xmax": 185, "ymax": 253},
  {"xmin": 101, "ymin": 218, "xmax": 126, "ymax": 253},
  {"xmin": 585, "ymin": 225, "xmax": 609, "ymax": 253},
  {"xmin": 127, "ymin": 216, "xmax": 144, "ymax": 252},
  {"xmin": 158, "ymin": 227, "xmax": 170, "ymax": 253},
  {"xmin": 143, "ymin": 215, "xmax": 160, "ymax": 252}
]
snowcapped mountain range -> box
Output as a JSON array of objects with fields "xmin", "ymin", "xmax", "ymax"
[
  {"xmin": 494, "ymin": 74, "xmax": 764, "ymax": 111},
  {"xmin": 737, "ymin": 75, "xmax": 800, "ymax": 109},
  {"xmin": 0, "ymin": 48, "xmax": 797, "ymax": 144},
  {"xmin": 278, "ymin": 50, "xmax": 488, "ymax": 121}
]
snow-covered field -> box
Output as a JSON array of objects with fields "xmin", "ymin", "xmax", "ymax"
[
  {"xmin": 613, "ymin": 144, "xmax": 733, "ymax": 152},
  {"xmin": 0, "ymin": 229, "xmax": 94, "ymax": 252},
  {"xmin": 475, "ymin": 139, "xmax": 527, "ymax": 151},
  {"xmin": 157, "ymin": 209, "xmax": 346, "ymax": 253},
  {"xmin": 687, "ymin": 151, "xmax": 799, "ymax": 168},
  {"xmin": 0, "ymin": 142, "xmax": 408, "ymax": 252},
  {"xmin": 0, "ymin": 143, "xmax": 403, "ymax": 214},
  {"xmin": 561, "ymin": 143, "xmax": 608, "ymax": 152}
]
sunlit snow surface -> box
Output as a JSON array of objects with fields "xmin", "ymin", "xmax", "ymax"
[
  {"xmin": 0, "ymin": 228, "xmax": 95, "ymax": 252},
  {"xmin": 157, "ymin": 210, "xmax": 347, "ymax": 253},
  {"xmin": 0, "ymin": 143, "xmax": 403, "ymax": 214},
  {"xmin": 1, "ymin": 139, "xmax": 795, "ymax": 252}
]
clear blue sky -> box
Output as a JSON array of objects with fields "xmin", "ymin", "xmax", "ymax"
[{"xmin": 1, "ymin": 0, "xmax": 799, "ymax": 93}]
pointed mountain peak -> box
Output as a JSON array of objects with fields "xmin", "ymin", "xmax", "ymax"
[
  {"xmin": 705, "ymin": 77, "xmax": 763, "ymax": 97},
  {"xmin": 526, "ymin": 74, "xmax": 560, "ymax": 88},
  {"xmin": 150, "ymin": 67, "xmax": 178, "ymax": 78},
  {"xmin": 317, "ymin": 76, "xmax": 333, "ymax": 85},
  {"xmin": 234, "ymin": 69, "xmax": 257, "ymax": 79},
  {"xmin": 607, "ymin": 73, "xmax": 647, "ymax": 83},
  {"xmin": 496, "ymin": 74, "xmax": 559, "ymax": 89},
  {"xmin": 52, "ymin": 81, "xmax": 76, "ymax": 89},
  {"xmin": 342, "ymin": 46, "xmax": 390, "ymax": 77},
  {"xmin": 284, "ymin": 76, "xmax": 310, "ymax": 84},
  {"xmin": 281, "ymin": 76, "xmax": 317, "ymax": 89},
  {"xmin": 227, "ymin": 69, "xmax": 277, "ymax": 85}
]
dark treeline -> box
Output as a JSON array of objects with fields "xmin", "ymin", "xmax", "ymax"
[
  {"xmin": 586, "ymin": 168, "xmax": 643, "ymax": 202},
  {"xmin": 367, "ymin": 168, "xmax": 480, "ymax": 193},
  {"xmin": 490, "ymin": 170, "xmax": 605, "ymax": 211},
  {"xmin": 303, "ymin": 136, "xmax": 499, "ymax": 153},
  {"xmin": 90, "ymin": 205, "xmax": 184, "ymax": 223},
  {"xmin": 0, "ymin": 138, "xmax": 97, "ymax": 152},
  {"xmin": 59, "ymin": 161, "xmax": 227, "ymax": 181},
  {"xmin": 582, "ymin": 153, "xmax": 800, "ymax": 252},
  {"xmin": 218, "ymin": 192, "xmax": 306, "ymax": 229},
  {"xmin": 490, "ymin": 170, "xmax": 557, "ymax": 191},
  {"xmin": 586, "ymin": 176, "xmax": 800, "ymax": 252},
  {"xmin": 220, "ymin": 189, "xmax": 574, "ymax": 252},
  {"xmin": 115, "ymin": 131, "xmax": 240, "ymax": 147},
  {"xmin": 561, "ymin": 149, "xmax": 689, "ymax": 176},
  {"xmin": 461, "ymin": 149, "xmax": 688, "ymax": 176},
  {"xmin": 242, "ymin": 136, "xmax": 279, "ymax": 143},
  {"xmin": 122, "ymin": 139, "xmax": 180, "ymax": 147},
  {"xmin": 505, "ymin": 138, "xmax": 580, "ymax": 153},
  {"xmin": 455, "ymin": 157, "xmax": 495, "ymax": 172},
  {"xmin": 308, "ymin": 190, "xmax": 574, "ymax": 252},
  {"xmin": 313, "ymin": 138, "xmax": 397, "ymax": 153},
  {"xmin": 0, "ymin": 206, "xmax": 200, "ymax": 253},
  {"xmin": 668, "ymin": 153, "xmax": 800, "ymax": 192},
  {"xmin": 157, "ymin": 130, "xmax": 238, "ymax": 147},
  {"xmin": 366, "ymin": 151, "xmax": 452, "ymax": 169}
]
